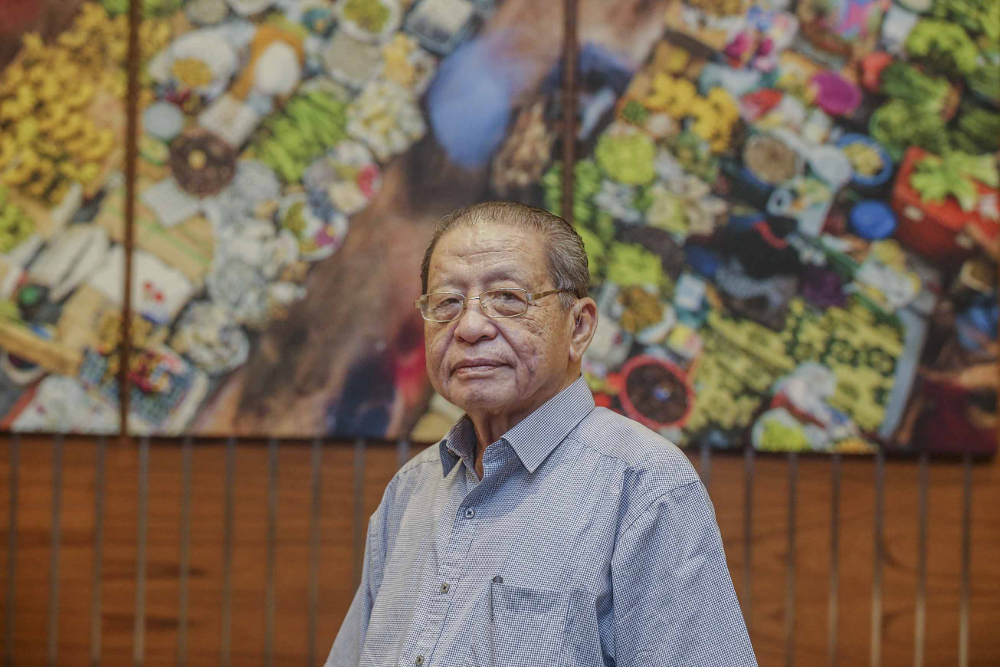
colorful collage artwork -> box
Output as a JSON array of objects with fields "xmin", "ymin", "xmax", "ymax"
[{"xmin": 0, "ymin": 0, "xmax": 997, "ymax": 455}]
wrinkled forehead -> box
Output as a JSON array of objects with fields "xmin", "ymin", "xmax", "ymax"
[{"xmin": 427, "ymin": 223, "xmax": 550, "ymax": 290}]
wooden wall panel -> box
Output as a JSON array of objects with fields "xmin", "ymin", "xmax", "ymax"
[{"xmin": 1, "ymin": 435, "xmax": 998, "ymax": 666}]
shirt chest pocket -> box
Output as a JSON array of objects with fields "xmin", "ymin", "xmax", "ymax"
[{"xmin": 472, "ymin": 581, "xmax": 569, "ymax": 666}]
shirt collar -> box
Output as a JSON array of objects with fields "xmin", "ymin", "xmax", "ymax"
[{"xmin": 438, "ymin": 375, "xmax": 595, "ymax": 476}]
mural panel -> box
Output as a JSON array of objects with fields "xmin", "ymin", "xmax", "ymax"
[
  {"xmin": 0, "ymin": 0, "xmax": 996, "ymax": 455},
  {"xmin": 0, "ymin": 2, "xmax": 170, "ymax": 433},
  {"xmin": 566, "ymin": 0, "xmax": 999, "ymax": 455},
  {"xmin": 124, "ymin": 0, "xmax": 568, "ymax": 437}
]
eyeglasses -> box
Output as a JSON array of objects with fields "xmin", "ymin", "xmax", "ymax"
[{"xmin": 415, "ymin": 288, "xmax": 573, "ymax": 323}]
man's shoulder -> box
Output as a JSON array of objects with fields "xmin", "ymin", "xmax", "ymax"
[
  {"xmin": 396, "ymin": 442, "xmax": 445, "ymax": 479},
  {"xmin": 568, "ymin": 406, "xmax": 700, "ymax": 492}
]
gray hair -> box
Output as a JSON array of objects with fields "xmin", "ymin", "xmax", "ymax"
[{"xmin": 420, "ymin": 201, "xmax": 589, "ymax": 309}]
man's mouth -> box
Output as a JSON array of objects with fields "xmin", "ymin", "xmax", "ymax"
[{"xmin": 453, "ymin": 358, "xmax": 506, "ymax": 373}]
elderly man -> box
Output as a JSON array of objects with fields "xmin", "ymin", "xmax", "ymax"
[{"xmin": 327, "ymin": 202, "xmax": 756, "ymax": 666}]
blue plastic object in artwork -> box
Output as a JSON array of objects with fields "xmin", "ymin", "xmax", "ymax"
[
  {"xmin": 849, "ymin": 200, "xmax": 897, "ymax": 240},
  {"xmin": 684, "ymin": 244, "xmax": 723, "ymax": 279},
  {"xmin": 957, "ymin": 295, "xmax": 999, "ymax": 351},
  {"xmin": 726, "ymin": 210, "xmax": 766, "ymax": 233},
  {"xmin": 426, "ymin": 35, "xmax": 527, "ymax": 169}
]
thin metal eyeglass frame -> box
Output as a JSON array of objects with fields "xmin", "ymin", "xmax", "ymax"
[{"xmin": 414, "ymin": 288, "xmax": 573, "ymax": 322}]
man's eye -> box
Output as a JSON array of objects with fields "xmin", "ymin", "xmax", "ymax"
[{"xmin": 493, "ymin": 291, "xmax": 520, "ymax": 303}]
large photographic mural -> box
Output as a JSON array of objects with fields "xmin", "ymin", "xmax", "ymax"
[{"xmin": 0, "ymin": 0, "xmax": 996, "ymax": 455}]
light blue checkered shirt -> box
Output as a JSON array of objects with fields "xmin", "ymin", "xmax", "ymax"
[{"xmin": 326, "ymin": 375, "xmax": 756, "ymax": 666}]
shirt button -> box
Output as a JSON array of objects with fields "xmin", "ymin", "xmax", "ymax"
[
  {"xmin": 439, "ymin": 582, "xmax": 450, "ymax": 594},
  {"xmin": 415, "ymin": 656, "xmax": 424, "ymax": 666},
  {"xmin": 464, "ymin": 508, "xmax": 475, "ymax": 519}
]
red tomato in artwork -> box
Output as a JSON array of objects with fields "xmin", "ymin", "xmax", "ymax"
[
  {"xmin": 356, "ymin": 164, "xmax": 379, "ymax": 199},
  {"xmin": 0, "ymin": 0, "xmax": 43, "ymax": 32}
]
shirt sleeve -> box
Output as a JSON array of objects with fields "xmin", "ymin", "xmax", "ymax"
[
  {"xmin": 325, "ymin": 504, "xmax": 386, "ymax": 667},
  {"xmin": 610, "ymin": 480, "xmax": 757, "ymax": 667}
]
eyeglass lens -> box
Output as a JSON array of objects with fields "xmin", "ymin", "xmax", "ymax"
[{"xmin": 424, "ymin": 289, "xmax": 529, "ymax": 321}]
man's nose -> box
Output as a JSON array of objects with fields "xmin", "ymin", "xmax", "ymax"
[{"xmin": 454, "ymin": 299, "xmax": 497, "ymax": 343}]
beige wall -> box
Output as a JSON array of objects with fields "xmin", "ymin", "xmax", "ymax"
[{"xmin": 0, "ymin": 435, "xmax": 997, "ymax": 666}]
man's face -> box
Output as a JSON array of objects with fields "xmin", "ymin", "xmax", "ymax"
[{"xmin": 423, "ymin": 224, "xmax": 574, "ymax": 417}]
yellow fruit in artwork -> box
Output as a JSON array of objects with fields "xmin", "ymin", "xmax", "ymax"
[{"xmin": 171, "ymin": 58, "xmax": 213, "ymax": 89}]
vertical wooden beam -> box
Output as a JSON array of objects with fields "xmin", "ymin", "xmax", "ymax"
[
  {"xmin": 828, "ymin": 454, "xmax": 841, "ymax": 667},
  {"xmin": 785, "ymin": 453, "xmax": 797, "ymax": 667},
  {"xmin": 699, "ymin": 440, "xmax": 712, "ymax": 489},
  {"xmin": 353, "ymin": 439, "xmax": 366, "ymax": 588},
  {"xmin": 120, "ymin": 0, "xmax": 142, "ymax": 436},
  {"xmin": 308, "ymin": 438, "xmax": 323, "ymax": 667},
  {"xmin": 90, "ymin": 435, "xmax": 107, "ymax": 667},
  {"xmin": 743, "ymin": 446, "xmax": 754, "ymax": 636},
  {"xmin": 871, "ymin": 450, "xmax": 885, "ymax": 667},
  {"xmin": 959, "ymin": 453, "xmax": 972, "ymax": 667},
  {"xmin": 265, "ymin": 438, "xmax": 279, "ymax": 667},
  {"xmin": 132, "ymin": 437, "xmax": 149, "ymax": 667},
  {"xmin": 46, "ymin": 434, "xmax": 64, "ymax": 667},
  {"xmin": 220, "ymin": 437, "xmax": 236, "ymax": 667},
  {"xmin": 397, "ymin": 440, "xmax": 411, "ymax": 471},
  {"xmin": 560, "ymin": 0, "xmax": 578, "ymax": 224},
  {"xmin": 3, "ymin": 434, "xmax": 19, "ymax": 667},
  {"xmin": 914, "ymin": 452, "xmax": 928, "ymax": 667},
  {"xmin": 177, "ymin": 436, "xmax": 193, "ymax": 667}
]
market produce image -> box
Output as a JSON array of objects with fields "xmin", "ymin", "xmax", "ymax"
[
  {"xmin": 0, "ymin": 1, "xmax": 168, "ymax": 433},
  {"xmin": 558, "ymin": 0, "xmax": 999, "ymax": 456},
  {"xmin": 0, "ymin": 0, "xmax": 996, "ymax": 455}
]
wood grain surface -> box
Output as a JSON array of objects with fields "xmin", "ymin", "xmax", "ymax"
[{"xmin": 0, "ymin": 435, "xmax": 997, "ymax": 666}]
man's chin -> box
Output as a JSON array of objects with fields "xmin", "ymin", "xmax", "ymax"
[{"xmin": 443, "ymin": 385, "xmax": 513, "ymax": 415}]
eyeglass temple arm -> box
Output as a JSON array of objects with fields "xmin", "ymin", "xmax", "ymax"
[{"xmin": 527, "ymin": 289, "xmax": 573, "ymax": 301}]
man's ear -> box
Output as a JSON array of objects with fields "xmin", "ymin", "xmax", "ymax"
[{"xmin": 568, "ymin": 297, "xmax": 598, "ymax": 364}]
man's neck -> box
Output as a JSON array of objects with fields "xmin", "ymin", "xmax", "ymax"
[{"xmin": 466, "ymin": 370, "xmax": 579, "ymax": 479}]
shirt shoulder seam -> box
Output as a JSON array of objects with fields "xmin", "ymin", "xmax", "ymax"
[
  {"xmin": 564, "ymin": 435, "xmax": 699, "ymax": 488},
  {"xmin": 393, "ymin": 456, "xmax": 440, "ymax": 485},
  {"xmin": 617, "ymin": 479, "xmax": 703, "ymax": 538}
]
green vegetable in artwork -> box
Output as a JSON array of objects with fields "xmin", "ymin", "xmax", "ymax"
[
  {"xmin": 343, "ymin": 0, "xmax": 391, "ymax": 33},
  {"xmin": 0, "ymin": 298, "xmax": 22, "ymax": 324},
  {"xmin": 952, "ymin": 104, "xmax": 1000, "ymax": 154},
  {"xmin": 621, "ymin": 100, "xmax": 649, "ymax": 124},
  {"xmin": 933, "ymin": 0, "xmax": 1000, "ymax": 46},
  {"xmin": 282, "ymin": 202, "xmax": 308, "ymax": 236},
  {"xmin": 575, "ymin": 159, "xmax": 602, "ymax": 200},
  {"xmin": 668, "ymin": 131, "xmax": 718, "ymax": 184},
  {"xmin": 0, "ymin": 187, "xmax": 36, "ymax": 255},
  {"xmin": 869, "ymin": 100, "xmax": 949, "ymax": 159},
  {"xmin": 542, "ymin": 159, "xmax": 603, "ymax": 225},
  {"xmin": 605, "ymin": 243, "xmax": 664, "ymax": 288},
  {"xmin": 102, "ymin": 0, "xmax": 183, "ymax": 15},
  {"xmin": 758, "ymin": 416, "xmax": 811, "ymax": 452},
  {"xmin": 879, "ymin": 62, "xmax": 951, "ymax": 115},
  {"xmin": 633, "ymin": 186, "xmax": 655, "ymax": 213},
  {"xmin": 967, "ymin": 52, "xmax": 1000, "ymax": 103},
  {"xmin": 574, "ymin": 225, "xmax": 606, "ymax": 282},
  {"xmin": 911, "ymin": 152, "xmax": 999, "ymax": 211},
  {"xmin": 595, "ymin": 131, "xmax": 657, "ymax": 186},
  {"xmin": 253, "ymin": 90, "xmax": 348, "ymax": 183},
  {"xmin": 906, "ymin": 19, "xmax": 979, "ymax": 76}
]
